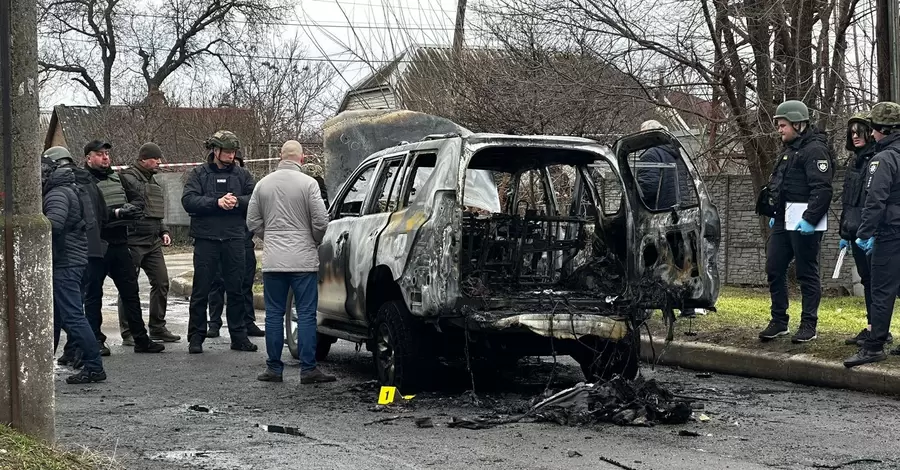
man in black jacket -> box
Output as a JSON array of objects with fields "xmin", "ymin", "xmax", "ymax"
[
  {"xmin": 758, "ymin": 100, "xmax": 834, "ymax": 344},
  {"xmin": 118, "ymin": 143, "xmax": 180, "ymax": 344},
  {"xmin": 206, "ymin": 151, "xmax": 265, "ymax": 339},
  {"xmin": 182, "ymin": 131, "xmax": 258, "ymax": 354},
  {"xmin": 845, "ymin": 101, "xmax": 900, "ymax": 367},
  {"xmin": 42, "ymin": 152, "xmax": 107, "ymax": 384},
  {"xmin": 636, "ymin": 120, "xmax": 689, "ymax": 210},
  {"xmin": 82, "ymin": 140, "xmax": 164, "ymax": 354}
]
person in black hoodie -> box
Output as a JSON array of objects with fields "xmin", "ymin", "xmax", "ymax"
[
  {"xmin": 41, "ymin": 151, "xmax": 107, "ymax": 384},
  {"xmin": 838, "ymin": 113, "xmax": 892, "ymax": 347},
  {"xmin": 636, "ymin": 120, "xmax": 691, "ymax": 210},
  {"xmin": 182, "ymin": 131, "xmax": 257, "ymax": 354},
  {"xmin": 82, "ymin": 140, "xmax": 164, "ymax": 354},
  {"xmin": 758, "ymin": 100, "xmax": 834, "ymax": 344}
]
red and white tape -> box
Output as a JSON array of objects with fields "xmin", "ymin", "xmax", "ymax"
[{"xmin": 111, "ymin": 157, "xmax": 282, "ymax": 171}]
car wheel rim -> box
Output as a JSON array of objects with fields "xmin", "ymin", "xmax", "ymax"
[{"xmin": 377, "ymin": 322, "xmax": 395, "ymax": 383}]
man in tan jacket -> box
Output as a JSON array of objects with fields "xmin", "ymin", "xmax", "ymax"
[{"xmin": 247, "ymin": 140, "xmax": 334, "ymax": 384}]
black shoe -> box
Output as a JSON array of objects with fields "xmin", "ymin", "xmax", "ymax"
[
  {"xmin": 257, "ymin": 369, "xmax": 283, "ymax": 382},
  {"xmin": 844, "ymin": 348, "xmax": 887, "ymax": 368},
  {"xmin": 759, "ymin": 322, "xmax": 789, "ymax": 340},
  {"xmin": 65, "ymin": 369, "xmax": 107, "ymax": 384},
  {"xmin": 846, "ymin": 328, "xmax": 869, "ymax": 345},
  {"xmin": 150, "ymin": 329, "xmax": 181, "ymax": 342},
  {"xmin": 791, "ymin": 324, "xmax": 817, "ymax": 343},
  {"xmin": 121, "ymin": 336, "xmax": 135, "ymax": 347},
  {"xmin": 189, "ymin": 339, "xmax": 203, "ymax": 354},
  {"xmin": 134, "ymin": 341, "xmax": 165, "ymax": 353},
  {"xmin": 206, "ymin": 326, "xmax": 220, "ymax": 338},
  {"xmin": 857, "ymin": 331, "xmax": 894, "ymax": 346},
  {"xmin": 230, "ymin": 341, "xmax": 258, "ymax": 352},
  {"xmin": 57, "ymin": 355, "xmax": 74, "ymax": 367},
  {"xmin": 98, "ymin": 341, "xmax": 111, "ymax": 356},
  {"xmin": 246, "ymin": 323, "xmax": 265, "ymax": 337},
  {"xmin": 71, "ymin": 348, "xmax": 84, "ymax": 369}
]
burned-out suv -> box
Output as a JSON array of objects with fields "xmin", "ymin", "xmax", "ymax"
[{"xmin": 286, "ymin": 127, "xmax": 720, "ymax": 391}]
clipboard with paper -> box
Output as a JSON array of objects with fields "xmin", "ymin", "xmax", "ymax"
[{"xmin": 785, "ymin": 202, "xmax": 827, "ymax": 231}]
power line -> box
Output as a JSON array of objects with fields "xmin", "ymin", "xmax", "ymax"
[
  {"xmin": 305, "ymin": 0, "xmax": 455, "ymax": 14},
  {"xmin": 37, "ymin": 33, "xmax": 454, "ymax": 63},
  {"xmin": 117, "ymin": 11, "xmax": 457, "ymax": 31}
]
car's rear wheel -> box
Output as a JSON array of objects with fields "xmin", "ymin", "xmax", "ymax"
[
  {"xmin": 571, "ymin": 330, "xmax": 640, "ymax": 382},
  {"xmin": 371, "ymin": 300, "xmax": 431, "ymax": 392},
  {"xmin": 284, "ymin": 288, "xmax": 336, "ymax": 361}
]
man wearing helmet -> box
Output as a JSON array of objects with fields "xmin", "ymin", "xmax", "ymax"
[
  {"xmin": 757, "ymin": 100, "xmax": 834, "ymax": 343},
  {"xmin": 181, "ymin": 131, "xmax": 258, "ymax": 354},
  {"xmin": 845, "ymin": 102, "xmax": 900, "ymax": 367}
]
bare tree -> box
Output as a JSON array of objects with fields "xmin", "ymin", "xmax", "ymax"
[
  {"xmin": 221, "ymin": 37, "xmax": 339, "ymax": 145},
  {"xmin": 38, "ymin": 0, "xmax": 289, "ymax": 105}
]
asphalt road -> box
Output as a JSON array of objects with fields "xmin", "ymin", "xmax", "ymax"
[{"xmin": 53, "ymin": 253, "xmax": 900, "ymax": 470}]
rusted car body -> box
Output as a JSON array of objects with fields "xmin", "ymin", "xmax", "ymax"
[{"xmin": 285, "ymin": 113, "xmax": 720, "ymax": 390}]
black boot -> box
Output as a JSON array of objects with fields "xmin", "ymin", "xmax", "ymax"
[
  {"xmin": 246, "ymin": 323, "xmax": 265, "ymax": 337},
  {"xmin": 189, "ymin": 338, "xmax": 203, "ymax": 354},
  {"xmin": 134, "ymin": 340, "xmax": 165, "ymax": 353}
]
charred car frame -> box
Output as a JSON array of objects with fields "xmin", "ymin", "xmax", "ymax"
[{"xmin": 286, "ymin": 129, "xmax": 720, "ymax": 391}]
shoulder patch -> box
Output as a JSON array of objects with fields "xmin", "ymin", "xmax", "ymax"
[
  {"xmin": 816, "ymin": 160, "xmax": 829, "ymax": 173},
  {"xmin": 870, "ymin": 161, "xmax": 880, "ymax": 175}
]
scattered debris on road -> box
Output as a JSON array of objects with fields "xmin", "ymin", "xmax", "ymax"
[
  {"xmin": 696, "ymin": 373, "xmax": 713, "ymax": 379},
  {"xmin": 364, "ymin": 415, "xmax": 403, "ymax": 426},
  {"xmin": 530, "ymin": 376, "xmax": 692, "ymax": 426},
  {"xmin": 187, "ymin": 405, "xmax": 210, "ymax": 413},
  {"xmin": 447, "ymin": 416, "xmax": 495, "ymax": 430},
  {"xmin": 678, "ymin": 430, "xmax": 701, "ymax": 437},
  {"xmin": 258, "ymin": 424, "xmax": 306, "ymax": 437},
  {"xmin": 599, "ymin": 455, "xmax": 640, "ymax": 470},
  {"xmin": 415, "ymin": 417, "xmax": 434, "ymax": 428},
  {"xmin": 813, "ymin": 459, "xmax": 885, "ymax": 469},
  {"xmin": 567, "ymin": 450, "xmax": 582, "ymax": 458}
]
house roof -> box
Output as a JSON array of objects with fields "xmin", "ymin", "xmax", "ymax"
[{"xmin": 45, "ymin": 105, "xmax": 261, "ymax": 165}]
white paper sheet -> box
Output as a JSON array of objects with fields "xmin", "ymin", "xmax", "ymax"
[
  {"xmin": 785, "ymin": 202, "xmax": 827, "ymax": 231},
  {"xmin": 832, "ymin": 246, "xmax": 847, "ymax": 279}
]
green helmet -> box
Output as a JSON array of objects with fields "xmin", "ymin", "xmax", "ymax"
[
  {"xmin": 848, "ymin": 111, "xmax": 871, "ymax": 126},
  {"xmin": 300, "ymin": 163, "xmax": 323, "ymax": 178},
  {"xmin": 870, "ymin": 102, "xmax": 900, "ymax": 128},
  {"xmin": 773, "ymin": 100, "xmax": 810, "ymax": 123},
  {"xmin": 42, "ymin": 146, "xmax": 74, "ymax": 164},
  {"xmin": 205, "ymin": 130, "xmax": 240, "ymax": 151}
]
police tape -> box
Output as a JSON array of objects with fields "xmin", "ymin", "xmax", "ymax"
[{"xmin": 110, "ymin": 157, "xmax": 283, "ymax": 171}]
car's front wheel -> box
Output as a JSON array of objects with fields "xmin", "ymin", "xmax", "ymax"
[{"xmin": 371, "ymin": 300, "xmax": 431, "ymax": 392}]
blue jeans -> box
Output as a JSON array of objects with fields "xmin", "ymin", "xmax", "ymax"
[
  {"xmin": 53, "ymin": 266, "xmax": 103, "ymax": 372},
  {"xmin": 263, "ymin": 272, "xmax": 318, "ymax": 373}
]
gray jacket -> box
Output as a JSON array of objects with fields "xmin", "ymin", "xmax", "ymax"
[{"xmin": 246, "ymin": 160, "xmax": 329, "ymax": 272}]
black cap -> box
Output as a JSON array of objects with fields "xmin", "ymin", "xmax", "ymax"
[
  {"xmin": 138, "ymin": 142, "xmax": 163, "ymax": 160},
  {"xmin": 84, "ymin": 140, "xmax": 112, "ymax": 156}
]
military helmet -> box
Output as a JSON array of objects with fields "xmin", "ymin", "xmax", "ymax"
[
  {"xmin": 870, "ymin": 102, "xmax": 900, "ymax": 128},
  {"xmin": 300, "ymin": 163, "xmax": 323, "ymax": 178},
  {"xmin": 847, "ymin": 111, "xmax": 871, "ymax": 126},
  {"xmin": 846, "ymin": 112, "xmax": 874, "ymax": 150},
  {"xmin": 773, "ymin": 100, "xmax": 810, "ymax": 123},
  {"xmin": 43, "ymin": 146, "xmax": 74, "ymax": 164},
  {"xmin": 205, "ymin": 130, "xmax": 240, "ymax": 150}
]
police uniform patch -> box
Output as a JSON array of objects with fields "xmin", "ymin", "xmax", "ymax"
[
  {"xmin": 870, "ymin": 161, "xmax": 880, "ymax": 175},
  {"xmin": 816, "ymin": 160, "xmax": 829, "ymax": 173}
]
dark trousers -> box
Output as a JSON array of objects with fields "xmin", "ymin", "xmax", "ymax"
[
  {"xmin": 118, "ymin": 243, "xmax": 170, "ymax": 337},
  {"xmin": 208, "ymin": 238, "xmax": 256, "ymax": 329},
  {"xmin": 83, "ymin": 244, "xmax": 150, "ymax": 345},
  {"xmin": 851, "ymin": 243, "xmax": 873, "ymax": 323},
  {"xmin": 766, "ymin": 230, "xmax": 823, "ymax": 327},
  {"xmin": 53, "ymin": 266, "xmax": 103, "ymax": 372},
  {"xmin": 188, "ymin": 238, "xmax": 247, "ymax": 343},
  {"xmin": 864, "ymin": 238, "xmax": 900, "ymax": 351}
]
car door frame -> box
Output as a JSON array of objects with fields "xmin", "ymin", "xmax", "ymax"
[{"xmin": 613, "ymin": 129, "xmax": 721, "ymax": 310}]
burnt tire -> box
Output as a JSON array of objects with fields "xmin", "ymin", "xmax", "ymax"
[
  {"xmin": 284, "ymin": 288, "xmax": 336, "ymax": 362},
  {"xmin": 371, "ymin": 300, "xmax": 431, "ymax": 392},
  {"xmin": 571, "ymin": 332, "xmax": 640, "ymax": 382}
]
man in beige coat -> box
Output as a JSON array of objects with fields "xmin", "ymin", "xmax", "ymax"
[{"xmin": 247, "ymin": 140, "xmax": 334, "ymax": 384}]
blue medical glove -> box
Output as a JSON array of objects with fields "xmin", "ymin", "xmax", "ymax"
[
  {"xmin": 769, "ymin": 218, "xmax": 774, "ymax": 229},
  {"xmin": 839, "ymin": 239, "xmax": 849, "ymax": 250},
  {"xmin": 856, "ymin": 237, "xmax": 875, "ymax": 254},
  {"xmin": 795, "ymin": 220, "xmax": 816, "ymax": 235}
]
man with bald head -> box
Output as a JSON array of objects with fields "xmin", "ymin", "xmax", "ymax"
[{"xmin": 247, "ymin": 140, "xmax": 333, "ymax": 384}]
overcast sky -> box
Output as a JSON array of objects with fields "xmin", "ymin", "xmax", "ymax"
[{"xmin": 40, "ymin": 0, "xmax": 463, "ymax": 110}]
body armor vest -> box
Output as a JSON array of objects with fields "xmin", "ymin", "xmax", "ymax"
[
  {"xmin": 96, "ymin": 173, "xmax": 127, "ymax": 207},
  {"xmin": 128, "ymin": 168, "xmax": 166, "ymax": 219}
]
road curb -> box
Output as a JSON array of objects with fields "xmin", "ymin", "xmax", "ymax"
[
  {"xmin": 640, "ymin": 337, "xmax": 900, "ymax": 396},
  {"xmin": 169, "ymin": 270, "xmax": 265, "ymax": 310}
]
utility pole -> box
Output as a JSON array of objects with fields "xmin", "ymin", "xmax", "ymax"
[
  {"xmin": 876, "ymin": 0, "xmax": 900, "ymax": 101},
  {"xmin": 0, "ymin": 0, "xmax": 55, "ymax": 442},
  {"xmin": 452, "ymin": 0, "xmax": 468, "ymax": 56}
]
